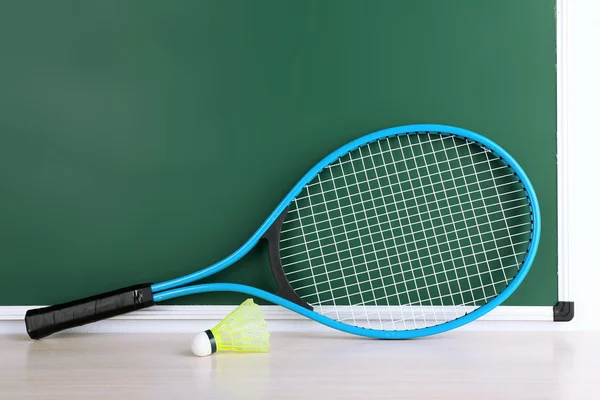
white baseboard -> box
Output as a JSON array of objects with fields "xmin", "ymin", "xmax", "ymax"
[{"xmin": 0, "ymin": 305, "xmax": 559, "ymax": 335}]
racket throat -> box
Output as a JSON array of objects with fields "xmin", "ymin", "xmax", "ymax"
[{"xmin": 262, "ymin": 207, "xmax": 313, "ymax": 311}]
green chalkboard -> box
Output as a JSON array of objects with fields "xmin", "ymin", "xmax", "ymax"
[{"xmin": 0, "ymin": 0, "xmax": 557, "ymax": 306}]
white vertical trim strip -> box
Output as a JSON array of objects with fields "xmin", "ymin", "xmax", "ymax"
[{"xmin": 556, "ymin": 0, "xmax": 572, "ymax": 302}]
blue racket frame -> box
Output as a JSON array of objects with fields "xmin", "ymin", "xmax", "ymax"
[{"xmin": 152, "ymin": 124, "xmax": 541, "ymax": 339}]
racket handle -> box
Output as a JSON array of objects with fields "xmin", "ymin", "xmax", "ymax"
[{"xmin": 24, "ymin": 284, "xmax": 154, "ymax": 339}]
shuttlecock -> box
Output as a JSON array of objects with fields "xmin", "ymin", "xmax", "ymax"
[{"xmin": 191, "ymin": 298, "xmax": 270, "ymax": 356}]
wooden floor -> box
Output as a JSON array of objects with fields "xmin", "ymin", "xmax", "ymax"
[{"xmin": 1, "ymin": 331, "xmax": 599, "ymax": 399}]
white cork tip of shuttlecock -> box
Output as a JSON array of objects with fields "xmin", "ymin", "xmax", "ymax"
[{"xmin": 191, "ymin": 331, "xmax": 213, "ymax": 357}]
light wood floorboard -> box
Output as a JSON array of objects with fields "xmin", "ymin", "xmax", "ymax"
[{"xmin": 1, "ymin": 331, "xmax": 599, "ymax": 399}]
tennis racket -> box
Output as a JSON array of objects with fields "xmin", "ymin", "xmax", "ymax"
[{"xmin": 25, "ymin": 124, "xmax": 540, "ymax": 340}]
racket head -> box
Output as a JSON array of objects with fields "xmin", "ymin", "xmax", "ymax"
[
  {"xmin": 154, "ymin": 124, "xmax": 540, "ymax": 339},
  {"xmin": 274, "ymin": 124, "xmax": 540, "ymax": 337}
]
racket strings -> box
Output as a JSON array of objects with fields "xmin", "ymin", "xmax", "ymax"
[
  {"xmin": 302, "ymin": 134, "xmax": 471, "ymax": 191},
  {"xmin": 280, "ymin": 133, "xmax": 533, "ymax": 331},
  {"xmin": 281, "ymin": 178, "xmax": 523, "ymax": 250},
  {"xmin": 288, "ymin": 239, "xmax": 529, "ymax": 290},
  {"xmin": 281, "ymin": 201, "xmax": 530, "ymax": 266},
  {"xmin": 288, "ymin": 134, "xmax": 524, "ymax": 324},
  {"xmin": 285, "ymin": 154, "xmax": 508, "ymax": 220},
  {"xmin": 302, "ymin": 252, "xmax": 527, "ymax": 313}
]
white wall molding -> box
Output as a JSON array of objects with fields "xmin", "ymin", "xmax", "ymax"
[
  {"xmin": 559, "ymin": 0, "xmax": 600, "ymax": 330},
  {"xmin": 556, "ymin": 0, "xmax": 572, "ymax": 302},
  {"xmin": 0, "ymin": 305, "xmax": 554, "ymax": 322},
  {"xmin": 1, "ymin": 305, "xmax": 555, "ymax": 335}
]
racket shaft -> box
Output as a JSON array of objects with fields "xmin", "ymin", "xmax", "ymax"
[{"xmin": 24, "ymin": 284, "xmax": 154, "ymax": 339}]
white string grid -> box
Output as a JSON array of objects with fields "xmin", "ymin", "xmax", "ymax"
[{"xmin": 280, "ymin": 133, "xmax": 534, "ymax": 331}]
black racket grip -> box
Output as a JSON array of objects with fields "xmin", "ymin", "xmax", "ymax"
[{"xmin": 25, "ymin": 283, "xmax": 155, "ymax": 339}]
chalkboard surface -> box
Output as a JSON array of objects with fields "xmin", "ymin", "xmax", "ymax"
[{"xmin": 0, "ymin": 0, "xmax": 557, "ymax": 306}]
